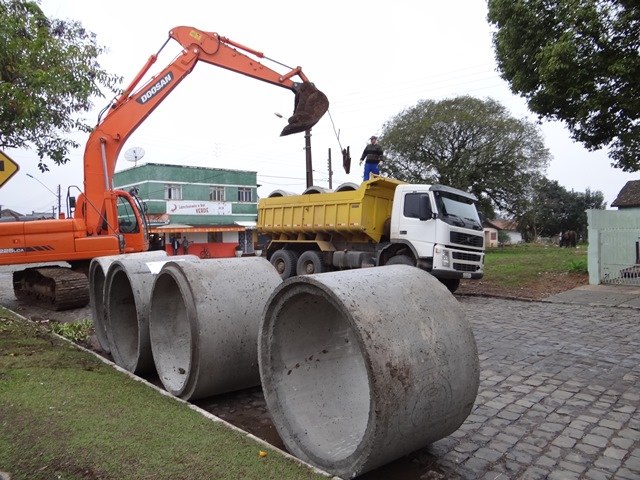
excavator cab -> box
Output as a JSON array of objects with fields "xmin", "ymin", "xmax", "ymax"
[{"xmin": 281, "ymin": 82, "xmax": 329, "ymax": 136}]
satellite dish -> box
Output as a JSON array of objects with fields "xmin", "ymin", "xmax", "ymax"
[{"xmin": 124, "ymin": 147, "xmax": 145, "ymax": 166}]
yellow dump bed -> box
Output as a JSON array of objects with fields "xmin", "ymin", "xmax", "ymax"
[{"xmin": 257, "ymin": 177, "xmax": 404, "ymax": 243}]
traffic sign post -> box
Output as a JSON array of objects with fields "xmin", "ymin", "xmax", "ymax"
[{"xmin": 0, "ymin": 150, "xmax": 20, "ymax": 188}]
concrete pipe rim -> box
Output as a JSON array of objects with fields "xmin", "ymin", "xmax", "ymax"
[
  {"xmin": 90, "ymin": 252, "xmax": 171, "ymax": 355},
  {"xmin": 88, "ymin": 259, "xmax": 110, "ymax": 353},
  {"xmin": 149, "ymin": 264, "xmax": 198, "ymax": 398},
  {"xmin": 105, "ymin": 265, "xmax": 144, "ymax": 373},
  {"xmin": 259, "ymin": 278, "xmax": 376, "ymax": 471}
]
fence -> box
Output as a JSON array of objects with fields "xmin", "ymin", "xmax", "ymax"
[{"xmin": 587, "ymin": 209, "xmax": 640, "ymax": 286}]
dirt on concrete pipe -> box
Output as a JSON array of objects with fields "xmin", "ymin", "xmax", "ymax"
[
  {"xmin": 258, "ymin": 265, "xmax": 480, "ymax": 478},
  {"xmin": 89, "ymin": 251, "xmax": 169, "ymax": 354},
  {"xmin": 104, "ymin": 254, "xmax": 200, "ymax": 374},
  {"xmin": 149, "ymin": 257, "xmax": 282, "ymax": 401}
]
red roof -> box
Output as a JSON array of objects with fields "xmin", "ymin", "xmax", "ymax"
[{"xmin": 485, "ymin": 219, "xmax": 518, "ymax": 231}]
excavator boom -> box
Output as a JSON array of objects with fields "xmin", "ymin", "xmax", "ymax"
[{"xmin": 84, "ymin": 26, "xmax": 328, "ymax": 235}]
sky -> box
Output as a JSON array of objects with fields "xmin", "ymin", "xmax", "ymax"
[{"xmin": 1, "ymin": 0, "xmax": 637, "ymax": 216}]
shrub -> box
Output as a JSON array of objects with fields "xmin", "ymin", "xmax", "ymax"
[
  {"xmin": 51, "ymin": 319, "xmax": 93, "ymax": 343},
  {"xmin": 568, "ymin": 259, "xmax": 588, "ymax": 274}
]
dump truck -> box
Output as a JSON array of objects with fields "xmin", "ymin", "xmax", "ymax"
[{"xmin": 258, "ymin": 176, "xmax": 484, "ymax": 292}]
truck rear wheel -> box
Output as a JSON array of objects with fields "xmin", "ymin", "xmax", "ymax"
[
  {"xmin": 270, "ymin": 250, "xmax": 299, "ymax": 279},
  {"xmin": 385, "ymin": 254, "xmax": 415, "ymax": 266},
  {"xmin": 296, "ymin": 251, "xmax": 327, "ymax": 275}
]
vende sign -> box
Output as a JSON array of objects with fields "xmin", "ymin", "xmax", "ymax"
[{"xmin": 166, "ymin": 200, "xmax": 231, "ymax": 216}]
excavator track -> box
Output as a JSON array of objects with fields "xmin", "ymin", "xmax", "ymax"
[{"xmin": 13, "ymin": 267, "xmax": 90, "ymax": 311}]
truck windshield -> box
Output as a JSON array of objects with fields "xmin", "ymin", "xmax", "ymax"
[{"xmin": 435, "ymin": 192, "xmax": 482, "ymax": 230}]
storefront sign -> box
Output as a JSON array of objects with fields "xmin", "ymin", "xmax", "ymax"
[{"xmin": 166, "ymin": 200, "xmax": 231, "ymax": 216}]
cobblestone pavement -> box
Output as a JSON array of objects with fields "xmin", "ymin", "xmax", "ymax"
[{"xmin": 422, "ymin": 296, "xmax": 640, "ymax": 480}]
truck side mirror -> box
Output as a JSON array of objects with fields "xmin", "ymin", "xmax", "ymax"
[{"xmin": 69, "ymin": 197, "xmax": 76, "ymax": 208}]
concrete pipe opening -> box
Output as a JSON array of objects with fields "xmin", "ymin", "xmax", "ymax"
[
  {"xmin": 259, "ymin": 266, "xmax": 480, "ymax": 478},
  {"xmin": 89, "ymin": 251, "xmax": 168, "ymax": 353},
  {"xmin": 263, "ymin": 287, "xmax": 371, "ymax": 463},
  {"xmin": 149, "ymin": 257, "xmax": 282, "ymax": 400},
  {"xmin": 148, "ymin": 270, "xmax": 192, "ymax": 395},
  {"xmin": 104, "ymin": 254, "xmax": 197, "ymax": 375}
]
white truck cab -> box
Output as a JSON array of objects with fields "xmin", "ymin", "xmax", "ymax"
[{"xmin": 388, "ymin": 184, "xmax": 485, "ymax": 284}]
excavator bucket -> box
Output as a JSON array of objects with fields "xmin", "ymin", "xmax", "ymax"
[{"xmin": 280, "ymin": 82, "xmax": 329, "ymax": 136}]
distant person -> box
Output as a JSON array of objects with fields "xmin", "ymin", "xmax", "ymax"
[
  {"xmin": 182, "ymin": 236, "xmax": 189, "ymax": 254},
  {"xmin": 359, "ymin": 135, "xmax": 384, "ymax": 181},
  {"xmin": 171, "ymin": 236, "xmax": 179, "ymax": 256}
]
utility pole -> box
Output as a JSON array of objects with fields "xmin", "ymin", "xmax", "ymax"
[
  {"xmin": 26, "ymin": 174, "xmax": 62, "ymax": 217},
  {"xmin": 57, "ymin": 184, "xmax": 62, "ymax": 218},
  {"xmin": 327, "ymin": 148, "xmax": 333, "ymax": 190},
  {"xmin": 305, "ymin": 129, "xmax": 313, "ymax": 188}
]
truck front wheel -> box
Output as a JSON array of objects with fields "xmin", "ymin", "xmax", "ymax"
[
  {"xmin": 296, "ymin": 251, "xmax": 327, "ymax": 275},
  {"xmin": 440, "ymin": 278, "xmax": 460, "ymax": 293},
  {"xmin": 270, "ymin": 250, "xmax": 299, "ymax": 279},
  {"xmin": 385, "ymin": 254, "xmax": 415, "ymax": 266}
]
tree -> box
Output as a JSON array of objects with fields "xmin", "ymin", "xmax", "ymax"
[
  {"xmin": 379, "ymin": 96, "xmax": 551, "ymax": 218},
  {"xmin": 488, "ymin": 1, "xmax": 640, "ymax": 172},
  {"xmin": 0, "ymin": 0, "xmax": 121, "ymax": 171},
  {"xmin": 515, "ymin": 176, "xmax": 606, "ymax": 240}
]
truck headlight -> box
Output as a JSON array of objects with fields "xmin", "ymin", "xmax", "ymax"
[{"xmin": 435, "ymin": 247, "xmax": 450, "ymax": 267}]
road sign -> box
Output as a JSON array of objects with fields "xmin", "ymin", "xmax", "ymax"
[{"xmin": 0, "ymin": 150, "xmax": 20, "ymax": 188}]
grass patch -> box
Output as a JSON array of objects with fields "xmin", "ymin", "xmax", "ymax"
[
  {"xmin": 0, "ymin": 308, "xmax": 327, "ymax": 480},
  {"xmin": 483, "ymin": 243, "xmax": 588, "ymax": 287}
]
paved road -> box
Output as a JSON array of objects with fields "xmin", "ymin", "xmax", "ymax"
[{"xmin": 411, "ymin": 296, "xmax": 640, "ymax": 480}]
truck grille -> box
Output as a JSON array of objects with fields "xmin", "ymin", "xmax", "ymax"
[
  {"xmin": 452, "ymin": 251, "xmax": 482, "ymax": 262},
  {"xmin": 450, "ymin": 232, "xmax": 483, "ymax": 248},
  {"xmin": 454, "ymin": 263, "xmax": 480, "ymax": 272}
]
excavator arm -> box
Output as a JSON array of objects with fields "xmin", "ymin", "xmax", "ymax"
[{"xmin": 82, "ymin": 26, "xmax": 328, "ymax": 235}]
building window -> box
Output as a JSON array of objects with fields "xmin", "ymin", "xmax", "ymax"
[
  {"xmin": 210, "ymin": 186, "xmax": 225, "ymax": 201},
  {"xmin": 164, "ymin": 184, "xmax": 182, "ymax": 200},
  {"xmin": 238, "ymin": 187, "xmax": 252, "ymax": 202}
]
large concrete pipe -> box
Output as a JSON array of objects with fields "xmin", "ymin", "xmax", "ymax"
[
  {"xmin": 258, "ymin": 266, "xmax": 480, "ymax": 478},
  {"xmin": 149, "ymin": 257, "xmax": 282, "ymax": 400},
  {"xmin": 104, "ymin": 254, "xmax": 199, "ymax": 375},
  {"xmin": 89, "ymin": 251, "xmax": 168, "ymax": 353}
]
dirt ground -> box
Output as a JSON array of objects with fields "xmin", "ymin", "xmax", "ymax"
[{"xmin": 456, "ymin": 271, "xmax": 589, "ymax": 301}]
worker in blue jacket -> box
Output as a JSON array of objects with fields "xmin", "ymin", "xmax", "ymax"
[{"xmin": 359, "ymin": 135, "xmax": 384, "ymax": 181}]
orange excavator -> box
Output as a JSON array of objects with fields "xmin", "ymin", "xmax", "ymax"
[{"xmin": 0, "ymin": 26, "xmax": 329, "ymax": 310}]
